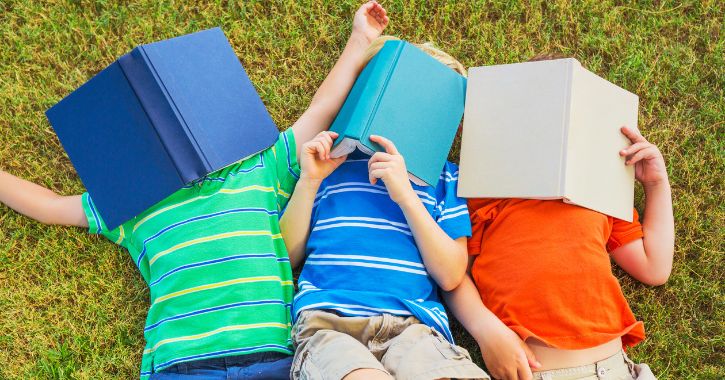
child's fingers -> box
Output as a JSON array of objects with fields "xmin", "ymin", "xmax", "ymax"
[
  {"xmin": 620, "ymin": 142, "xmax": 650, "ymax": 156},
  {"xmin": 331, "ymin": 155, "xmax": 347, "ymax": 166},
  {"xmin": 318, "ymin": 135, "xmax": 333, "ymax": 159},
  {"xmin": 368, "ymin": 3, "xmax": 381, "ymax": 17},
  {"xmin": 311, "ymin": 141, "xmax": 326, "ymax": 161},
  {"xmin": 368, "ymin": 168, "xmax": 387, "ymax": 185},
  {"xmin": 369, "ymin": 135, "xmax": 400, "ymax": 155},
  {"xmin": 620, "ymin": 126, "xmax": 646, "ymax": 144},
  {"xmin": 370, "ymin": 1, "xmax": 382, "ymax": 12},
  {"xmin": 522, "ymin": 343, "xmax": 541, "ymax": 370},
  {"xmin": 362, "ymin": 1, "xmax": 376, "ymax": 11},
  {"xmin": 626, "ymin": 146, "xmax": 658, "ymax": 165},
  {"xmin": 369, "ymin": 161, "xmax": 391, "ymax": 172},
  {"xmin": 315, "ymin": 132, "xmax": 337, "ymax": 159},
  {"xmin": 322, "ymin": 141, "xmax": 331, "ymax": 160},
  {"xmin": 368, "ymin": 152, "xmax": 394, "ymax": 169},
  {"xmin": 518, "ymin": 365, "xmax": 534, "ymax": 380},
  {"xmin": 317, "ymin": 131, "xmax": 337, "ymax": 145},
  {"xmin": 322, "ymin": 130, "xmax": 338, "ymax": 140},
  {"xmin": 307, "ymin": 140, "xmax": 325, "ymax": 161},
  {"xmin": 323, "ymin": 133, "xmax": 335, "ymax": 146}
]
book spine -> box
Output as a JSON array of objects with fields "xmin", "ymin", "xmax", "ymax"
[
  {"xmin": 139, "ymin": 46, "xmax": 214, "ymax": 176},
  {"xmin": 360, "ymin": 42, "xmax": 405, "ymax": 147},
  {"xmin": 558, "ymin": 59, "xmax": 575, "ymax": 197},
  {"xmin": 119, "ymin": 48, "xmax": 209, "ymax": 183}
]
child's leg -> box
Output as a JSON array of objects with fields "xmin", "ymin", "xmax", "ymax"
[
  {"xmin": 343, "ymin": 369, "xmax": 392, "ymax": 380},
  {"xmin": 379, "ymin": 321, "xmax": 490, "ymax": 380},
  {"xmin": 291, "ymin": 310, "xmax": 391, "ymax": 380}
]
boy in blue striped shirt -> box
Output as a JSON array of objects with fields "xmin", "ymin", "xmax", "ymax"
[{"xmin": 280, "ymin": 37, "xmax": 489, "ymax": 380}]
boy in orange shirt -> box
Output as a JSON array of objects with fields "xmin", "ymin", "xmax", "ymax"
[{"xmin": 445, "ymin": 123, "xmax": 674, "ymax": 380}]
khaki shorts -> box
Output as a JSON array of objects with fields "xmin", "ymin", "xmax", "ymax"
[
  {"xmin": 291, "ymin": 310, "xmax": 490, "ymax": 380},
  {"xmin": 532, "ymin": 350, "xmax": 656, "ymax": 380}
]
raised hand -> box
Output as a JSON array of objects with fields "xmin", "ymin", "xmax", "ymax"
[
  {"xmin": 300, "ymin": 131, "xmax": 347, "ymax": 183},
  {"xmin": 619, "ymin": 126, "xmax": 668, "ymax": 187},
  {"xmin": 367, "ymin": 135, "xmax": 416, "ymax": 205},
  {"xmin": 352, "ymin": 1, "xmax": 389, "ymax": 43}
]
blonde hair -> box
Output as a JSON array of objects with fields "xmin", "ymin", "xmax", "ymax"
[{"xmin": 364, "ymin": 36, "xmax": 466, "ymax": 77}]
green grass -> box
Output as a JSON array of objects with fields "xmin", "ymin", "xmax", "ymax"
[{"xmin": 0, "ymin": 0, "xmax": 722, "ymax": 378}]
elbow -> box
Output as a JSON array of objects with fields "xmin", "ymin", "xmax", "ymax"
[
  {"xmin": 639, "ymin": 268, "xmax": 672, "ymax": 287},
  {"xmin": 438, "ymin": 277, "xmax": 462, "ymax": 292},
  {"xmin": 437, "ymin": 261, "xmax": 467, "ymax": 291},
  {"xmin": 642, "ymin": 272, "xmax": 671, "ymax": 287}
]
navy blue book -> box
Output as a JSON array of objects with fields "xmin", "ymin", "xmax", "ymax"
[
  {"xmin": 329, "ymin": 40, "xmax": 467, "ymax": 186},
  {"xmin": 46, "ymin": 27, "xmax": 279, "ymax": 229}
]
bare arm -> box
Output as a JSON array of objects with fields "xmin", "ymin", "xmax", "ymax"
[
  {"xmin": 443, "ymin": 259, "xmax": 541, "ymax": 380},
  {"xmin": 280, "ymin": 132, "xmax": 346, "ymax": 268},
  {"xmin": 0, "ymin": 170, "xmax": 87, "ymax": 227},
  {"xmin": 290, "ymin": 1, "xmax": 388, "ymax": 155},
  {"xmin": 398, "ymin": 199, "xmax": 468, "ymax": 291},
  {"xmin": 611, "ymin": 127, "xmax": 674, "ymax": 286},
  {"xmin": 367, "ymin": 135, "xmax": 467, "ymax": 290},
  {"xmin": 280, "ymin": 2, "xmax": 387, "ymax": 266}
]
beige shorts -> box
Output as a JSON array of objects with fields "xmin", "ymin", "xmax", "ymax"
[
  {"xmin": 291, "ymin": 310, "xmax": 490, "ymax": 380},
  {"xmin": 532, "ymin": 350, "xmax": 656, "ymax": 380}
]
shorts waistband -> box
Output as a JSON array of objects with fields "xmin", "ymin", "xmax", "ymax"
[
  {"xmin": 160, "ymin": 351, "xmax": 291, "ymax": 373},
  {"xmin": 533, "ymin": 350, "xmax": 635, "ymax": 380}
]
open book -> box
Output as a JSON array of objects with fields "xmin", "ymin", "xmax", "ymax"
[
  {"xmin": 458, "ymin": 58, "xmax": 638, "ymax": 221},
  {"xmin": 46, "ymin": 28, "xmax": 279, "ymax": 228},
  {"xmin": 329, "ymin": 40, "xmax": 467, "ymax": 186}
]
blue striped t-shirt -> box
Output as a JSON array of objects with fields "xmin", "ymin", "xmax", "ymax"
[{"xmin": 293, "ymin": 150, "xmax": 471, "ymax": 341}]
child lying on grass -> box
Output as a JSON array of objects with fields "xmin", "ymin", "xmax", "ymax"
[
  {"xmin": 445, "ymin": 62, "xmax": 674, "ymax": 379},
  {"xmin": 0, "ymin": 2, "xmax": 388, "ymax": 379},
  {"xmin": 279, "ymin": 35, "xmax": 490, "ymax": 380}
]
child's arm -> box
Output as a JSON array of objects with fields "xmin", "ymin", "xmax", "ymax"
[
  {"xmin": 443, "ymin": 266, "xmax": 541, "ymax": 380},
  {"xmin": 280, "ymin": 131, "xmax": 346, "ymax": 268},
  {"xmin": 290, "ymin": 1, "xmax": 388, "ymax": 156},
  {"xmin": 367, "ymin": 135, "xmax": 468, "ymax": 290},
  {"xmin": 0, "ymin": 170, "xmax": 87, "ymax": 227},
  {"xmin": 280, "ymin": 2, "xmax": 388, "ymax": 268},
  {"xmin": 281, "ymin": 1, "xmax": 387, "ymax": 266},
  {"xmin": 610, "ymin": 126, "xmax": 674, "ymax": 286}
]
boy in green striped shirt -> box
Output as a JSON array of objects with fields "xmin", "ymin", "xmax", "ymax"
[{"xmin": 0, "ymin": 2, "xmax": 389, "ymax": 378}]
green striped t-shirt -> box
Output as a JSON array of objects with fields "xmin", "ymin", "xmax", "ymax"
[{"xmin": 81, "ymin": 129, "xmax": 299, "ymax": 378}]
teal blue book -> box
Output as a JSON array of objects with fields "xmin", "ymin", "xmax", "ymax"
[{"xmin": 329, "ymin": 40, "xmax": 467, "ymax": 186}]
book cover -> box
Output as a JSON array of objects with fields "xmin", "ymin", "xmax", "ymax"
[
  {"xmin": 458, "ymin": 58, "xmax": 638, "ymax": 221},
  {"xmin": 329, "ymin": 40, "xmax": 467, "ymax": 186},
  {"xmin": 46, "ymin": 27, "xmax": 279, "ymax": 229}
]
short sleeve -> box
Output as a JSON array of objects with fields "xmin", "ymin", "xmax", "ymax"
[
  {"xmin": 81, "ymin": 192, "xmax": 127, "ymax": 245},
  {"xmin": 607, "ymin": 208, "xmax": 644, "ymax": 252},
  {"xmin": 272, "ymin": 128, "xmax": 301, "ymax": 211},
  {"xmin": 467, "ymin": 198, "xmax": 502, "ymax": 256},
  {"xmin": 434, "ymin": 164, "xmax": 471, "ymax": 240}
]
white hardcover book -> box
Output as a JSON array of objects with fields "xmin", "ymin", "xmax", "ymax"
[{"xmin": 458, "ymin": 58, "xmax": 638, "ymax": 221}]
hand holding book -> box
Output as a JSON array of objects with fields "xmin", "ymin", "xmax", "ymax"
[
  {"xmin": 620, "ymin": 126, "xmax": 669, "ymax": 187},
  {"xmin": 367, "ymin": 135, "xmax": 416, "ymax": 205},
  {"xmin": 300, "ymin": 131, "xmax": 347, "ymax": 183}
]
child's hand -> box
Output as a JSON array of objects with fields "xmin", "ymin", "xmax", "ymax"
[
  {"xmin": 368, "ymin": 135, "xmax": 416, "ymax": 205},
  {"xmin": 619, "ymin": 126, "xmax": 669, "ymax": 187},
  {"xmin": 352, "ymin": 1, "xmax": 389, "ymax": 43},
  {"xmin": 477, "ymin": 322, "xmax": 541, "ymax": 380},
  {"xmin": 300, "ymin": 131, "xmax": 347, "ymax": 183}
]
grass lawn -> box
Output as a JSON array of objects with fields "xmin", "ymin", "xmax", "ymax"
[{"xmin": 0, "ymin": 0, "xmax": 722, "ymax": 378}]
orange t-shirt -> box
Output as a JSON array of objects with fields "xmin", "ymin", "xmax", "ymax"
[{"xmin": 468, "ymin": 198, "xmax": 645, "ymax": 349}]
